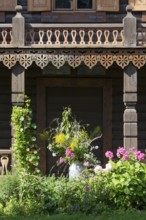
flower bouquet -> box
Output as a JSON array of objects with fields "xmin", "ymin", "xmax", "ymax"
[{"xmin": 41, "ymin": 107, "xmax": 101, "ymax": 166}]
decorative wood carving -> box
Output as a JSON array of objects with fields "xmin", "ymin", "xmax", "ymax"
[
  {"xmin": 97, "ymin": 0, "xmax": 119, "ymax": 11},
  {"xmin": 1, "ymin": 156, "xmax": 9, "ymax": 175},
  {"xmin": 129, "ymin": 0, "xmax": 146, "ymax": 11},
  {"xmin": 28, "ymin": 0, "xmax": 51, "ymax": 11},
  {"xmin": 0, "ymin": 49, "xmax": 146, "ymax": 70},
  {"xmin": 0, "ymin": 0, "xmax": 17, "ymax": 11}
]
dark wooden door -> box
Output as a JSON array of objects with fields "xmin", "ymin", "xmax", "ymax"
[{"xmin": 37, "ymin": 78, "xmax": 112, "ymax": 174}]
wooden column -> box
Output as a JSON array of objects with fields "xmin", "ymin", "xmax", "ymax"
[
  {"xmin": 123, "ymin": 5, "xmax": 137, "ymax": 47},
  {"xmin": 12, "ymin": 5, "xmax": 25, "ymax": 47},
  {"xmin": 123, "ymin": 5, "xmax": 138, "ymax": 150},
  {"xmin": 123, "ymin": 64, "xmax": 137, "ymax": 150},
  {"xmin": 11, "ymin": 64, "xmax": 25, "ymax": 106}
]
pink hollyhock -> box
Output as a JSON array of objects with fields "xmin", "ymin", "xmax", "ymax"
[
  {"xmin": 130, "ymin": 147, "xmax": 135, "ymax": 152},
  {"xmin": 135, "ymin": 151, "xmax": 145, "ymax": 161},
  {"xmin": 59, "ymin": 157, "xmax": 66, "ymax": 164},
  {"xmin": 65, "ymin": 147, "xmax": 75, "ymax": 158},
  {"xmin": 123, "ymin": 153, "xmax": 129, "ymax": 160},
  {"xmin": 105, "ymin": 151, "xmax": 114, "ymax": 159},
  {"xmin": 117, "ymin": 147, "xmax": 127, "ymax": 158}
]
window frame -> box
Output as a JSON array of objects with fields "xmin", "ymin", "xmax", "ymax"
[{"xmin": 53, "ymin": 0, "xmax": 96, "ymax": 12}]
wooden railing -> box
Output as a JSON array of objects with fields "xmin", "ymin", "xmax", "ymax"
[
  {"xmin": 137, "ymin": 23, "xmax": 146, "ymax": 46},
  {"xmin": 0, "ymin": 150, "xmax": 13, "ymax": 175},
  {"xmin": 0, "ymin": 24, "xmax": 13, "ymax": 47},
  {"xmin": 25, "ymin": 23, "xmax": 124, "ymax": 47}
]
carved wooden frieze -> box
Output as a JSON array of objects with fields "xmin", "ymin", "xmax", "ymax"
[
  {"xmin": 0, "ymin": 0, "xmax": 17, "ymax": 11},
  {"xmin": 97, "ymin": 0, "xmax": 119, "ymax": 11},
  {"xmin": 129, "ymin": 0, "xmax": 146, "ymax": 11},
  {"xmin": 28, "ymin": 0, "xmax": 51, "ymax": 11},
  {"xmin": 0, "ymin": 49, "xmax": 146, "ymax": 70}
]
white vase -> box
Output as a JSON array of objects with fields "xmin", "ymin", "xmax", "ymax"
[{"xmin": 69, "ymin": 161, "xmax": 85, "ymax": 180}]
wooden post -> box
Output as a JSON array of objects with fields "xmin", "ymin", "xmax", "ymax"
[
  {"xmin": 12, "ymin": 5, "xmax": 25, "ymax": 47},
  {"xmin": 123, "ymin": 5, "xmax": 137, "ymax": 47},
  {"xmin": 123, "ymin": 5, "xmax": 138, "ymax": 150},
  {"xmin": 11, "ymin": 64, "xmax": 25, "ymax": 106},
  {"xmin": 123, "ymin": 64, "xmax": 137, "ymax": 150}
]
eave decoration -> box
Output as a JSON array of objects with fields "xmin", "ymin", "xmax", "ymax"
[{"xmin": 1, "ymin": 49, "xmax": 146, "ymax": 70}]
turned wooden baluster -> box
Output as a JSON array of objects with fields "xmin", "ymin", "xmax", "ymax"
[{"xmin": 1, "ymin": 156, "xmax": 9, "ymax": 175}]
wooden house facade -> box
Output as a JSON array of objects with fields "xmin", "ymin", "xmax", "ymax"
[{"xmin": 0, "ymin": 0, "xmax": 146, "ymax": 173}]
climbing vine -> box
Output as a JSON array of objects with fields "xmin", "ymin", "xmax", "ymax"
[{"xmin": 11, "ymin": 96, "xmax": 40, "ymax": 174}]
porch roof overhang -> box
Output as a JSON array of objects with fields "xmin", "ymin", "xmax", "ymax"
[{"xmin": 1, "ymin": 47, "xmax": 146, "ymax": 70}]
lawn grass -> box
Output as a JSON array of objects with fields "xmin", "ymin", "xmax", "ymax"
[{"xmin": 1, "ymin": 209, "xmax": 146, "ymax": 220}]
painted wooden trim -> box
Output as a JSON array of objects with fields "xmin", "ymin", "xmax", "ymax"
[
  {"xmin": 129, "ymin": 0, "xmax": 146, "ymax": 11},
  {"xmin": 37, "ymin": 78, "xmax": 112, "ymax": 172},
  {"xmin": 97, "ymin": 0, "xmax": 119, "ymax": 11},
  {"xmin": 0, "ymin": 0, "xmax": 17, "ymax": 11},
  {"xmin": 28, "ymin": 0, "xmax": 51, "ymax": 12}
]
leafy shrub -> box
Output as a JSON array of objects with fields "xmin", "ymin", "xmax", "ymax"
[
  {"xmin": 0, "ymin": 175, "xmax": 19, "ymax": 206},
  {"xmin": 18, "ymin": 173, "xmax": 60, "ymax": 215},
  {"xmin": 11, "ymin": 96, "xmax": 40, "ymax": 174},
  {"xmin": 95, "ymin": 147, "xmax": 146, "ymax": 209},
  {"xmin": 3, "ymin": 199, "xmax": 24, "ymax": 217}
]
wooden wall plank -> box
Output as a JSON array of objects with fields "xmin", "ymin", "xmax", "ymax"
[
  {"xmin": 97, "ymin": 0, "xmax": 119, "ymax": 11},
  {"xmin": 28, "ymin": 0, "xmax": 51, "ymax": 11},
  {"xmin": 0, "ymin": 0, "xmax": 17, "ymax": 11}
]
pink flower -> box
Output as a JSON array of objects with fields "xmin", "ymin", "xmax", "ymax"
[
  {"xmin": 105, "ymin": 151, "xmax": 114, "ymax": 159},
  {"xmin": 130, "ymin": 147, "xmax": 135, "ymax": 152},
  {"xmin": 59, "ymin": 157, "xmax": 66, "ymax": 164},
  {"xmin": 116, "ymin": 147, "xmax": 127, "ymax": 158},
  {"xmin": 123, "ymin": 153, "xmax": 129, "ymax": 160},
  {"xmin": 65, "ymin": 147, "xmax": 75, "ymax": 158},
  {"xmin": 134, "ymin": 151, "xmax": 145, "ymax": 161}
]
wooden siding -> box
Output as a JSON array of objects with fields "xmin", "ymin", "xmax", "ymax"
[
  {"xmin": 112, "ymin": 73, "xmax": 124, "ymax": 151},
  {"xmin": 137, "ymin": 68, "xmax": 146, "ymax": 150},
  {"xmin": 0, "ymin": 68, "xmax": 11, "ymax": 149},
  {"xmin": 1, "ymin": 0, "xmax": 142, "ymax": 23}
]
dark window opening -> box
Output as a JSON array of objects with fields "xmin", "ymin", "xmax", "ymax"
[
  {"xmin": 77, "ymin": 0, "xmax": 92, "ymax": 9},
  {"xmin": 55, "ymin": 0, "xmax": 71, "ymax": 9}
]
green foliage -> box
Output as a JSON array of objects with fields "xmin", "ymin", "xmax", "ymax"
[
  {"xmin": 95, "ymin": 147, "xmax": 146, "ymax": 209},
  {"xmin": 108, "ymin": 160, "xmax": 146, "ymax": 209},
  {"xmin": 18, "ymin": 173, "xmax": 59, "ymax": 215},
  {"xmin": 11, "ymin": 96, "xmax": 40, "ymax": 174},
  {"xmin": 0, "ymin": 175, "xmax": 19, "ymax": 207}
]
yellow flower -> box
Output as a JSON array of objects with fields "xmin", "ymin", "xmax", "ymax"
[
  {"xmin": 54, "ymin": 133, "xmax": 66, "ymax": 144},
  {"xmin": 81, "ymin": 130, "xmax": 87, "ymax": 138},
  {"xmin": 70, "ymin": 137, "xmax": 79, "ymax": 150}
]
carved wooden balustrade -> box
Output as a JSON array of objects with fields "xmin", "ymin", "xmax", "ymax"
[
  {"xmin": 0, "ymin": 150, "xmax": 13, "ymax": 175},
  {"xmin": 25, "ymin": 23, "xmax": 124, "ymax": 47},
  {"xmin": 0, "ymin": 24, "xmax": 13, "ymax": 47},
  {"xmin": 137, "ymin": 23, "xmax": 146, "ymax": 46}
]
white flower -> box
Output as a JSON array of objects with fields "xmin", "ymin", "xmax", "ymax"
[
  {"xmin": 94, "ymin": 165, "xmax": 103, "ymax": 173},
  {"xmin": 105, "ymin": 162, "xmax": 113, "ymax": 171},
  {"xmin": 52, "ymin": 153, "xmax": 56, "ymax": 157},
  {"xmin": 94, "ymin": 146, "xmax": 99, "ymax": 149}
]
